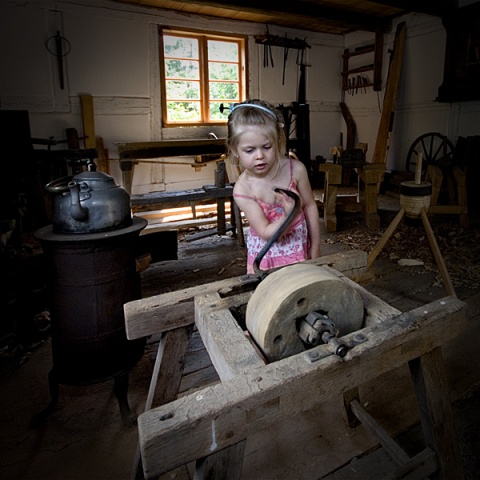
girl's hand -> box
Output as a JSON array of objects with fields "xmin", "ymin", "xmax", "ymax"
[{"xmin": 274, "ymin": 188, "xmax": 295, "ymax": 216}]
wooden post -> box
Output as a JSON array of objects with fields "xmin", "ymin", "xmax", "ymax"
[
  {"xmin": 320, "ymin": 163, "xmax": 342, "ymax": 232},
  {"xmin": 357, "ymin": 163, "xmax": 384, "ymax": 230},
  {"xmin": 371, "ymin": 22, "xmax": 406, "ymax": 165},
  {"xmin": 409, "ymin": 347, "xmax": 464, "ymax": 479},
  {"xmin": 80, "ymin": 94, "xmax": 96, "ymax": 149}
]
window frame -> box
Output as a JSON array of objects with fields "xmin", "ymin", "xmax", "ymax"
[{"xmin": 159, "ymin": 27, "xmax": 247, "ymax": 127}]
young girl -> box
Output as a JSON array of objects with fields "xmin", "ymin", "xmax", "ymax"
[{"xmin": 227, "ymin": 99, "xmax": 321, "ymax": 274}]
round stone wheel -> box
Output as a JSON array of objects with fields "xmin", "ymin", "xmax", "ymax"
[{"xmin": 246, "ymin": 263, "xmax": 364, "ymax": 362}]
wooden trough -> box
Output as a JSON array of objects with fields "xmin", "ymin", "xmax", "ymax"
[{"xmin": 124, "ymin": 250, "xmax": 467, "ymax": 480}]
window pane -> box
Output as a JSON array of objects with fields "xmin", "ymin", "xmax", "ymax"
[
  {"xmin": 209, "ymin": 82, "xmax": 238, "ymax": 100},
  {"xmin": 209, "ymin": 62, "xmax": 238, "ymax": 81},
  {"xmin": 161, "ymin": 30, "xmax": 244, "ymax": 125},
  {"xmin": 167, "ymin": 101, "xmax": 201, "ymax": 122},
  {"xmin": 164, "ymin": 36, "xmax": 199, "ymax": 59},
  {"xmin": 166, "ymin": 80, "xmax": 200, "ymax": 100},
  {"xmin": 208, "ymin": 40, "xmax": 238, "ymax": 61},
  {"xmin": 165, "ymin": 59, "xmax": 199, "ymax": 80}
]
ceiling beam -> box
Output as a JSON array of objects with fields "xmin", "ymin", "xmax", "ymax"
[
  {"xmin": 157, "ymin": 0, "xmax": 394, "ymax": 33},
  {"xmin": 369, "ymin": 0, "xmax": 458, "ymax": 17}
]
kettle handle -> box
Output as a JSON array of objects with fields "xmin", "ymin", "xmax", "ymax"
[{"xmin": 45, "ymin": 176, "xmax": 74, "ymax": 194}]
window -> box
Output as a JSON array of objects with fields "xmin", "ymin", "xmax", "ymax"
[{"xmin": 160, "ymin": 28, "xmax": 246, "ymax": 126}]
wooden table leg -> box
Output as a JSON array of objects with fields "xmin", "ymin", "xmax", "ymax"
[
  {"xmin": 217, "ymin": 198, "xmax": 226, "ymax": 235},
  {"xmin": 320, "ymin": 163, "xmax": 342, "ymax": 232},
  {"xmin": 194, "ymin": 440, "xmax": 246, "ymax": 480},
  {"xmin": 409, "ymin": 347, "xmax": 464, "ymax": 480},
  {"xmin": 231, "ymin": 198, "xmax": 245, "ymax": 247},
  {"xmin": 133, "ymin": 326, "xmax": 193, "ymax": 479},
  {"xmin": 120, "ymin": 160, "xmax": 135, "ymax": 195},
  {"xmin": 357, "ymin": 164, "xmax": 384, "ymax": 230}
]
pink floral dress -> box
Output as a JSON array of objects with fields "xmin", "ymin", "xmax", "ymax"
[{"xmin": 234, "ymin": 160, "xmax": 309, "ymax": 274}]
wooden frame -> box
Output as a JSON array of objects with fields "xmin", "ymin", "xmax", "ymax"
[{"xmin": 124, "ymin": 252, "xmax": 466, "ymax": 479}]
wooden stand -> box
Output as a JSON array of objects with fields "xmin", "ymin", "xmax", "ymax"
[
  {"xmin": 367, "ymin": 154, "xmax": 457, "ymax": 298},
  {"xmin": 124, "ymin": 251, "xmax": 466, "ymax": 480},
  {"xmin": 426, "ymin": 164, "xmax": 469, "ymax": 228}
]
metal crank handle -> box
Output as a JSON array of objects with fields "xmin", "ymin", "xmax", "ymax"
[
  {"xmin": 253, "ymin": 188, "xmax": 301, "ymax": 279},
  {"xmin": 321, "ymin": 332, "xmax": 348, "ymax": 358}
]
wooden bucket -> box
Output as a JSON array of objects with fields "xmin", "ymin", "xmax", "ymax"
[{"xmin": 399, "ymin": 180, "xmax": 432, "ymax": 218}]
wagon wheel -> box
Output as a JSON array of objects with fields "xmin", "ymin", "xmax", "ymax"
[{"xmin": 405, "ymin": 132, "xmax": 455, "ymax": 176}]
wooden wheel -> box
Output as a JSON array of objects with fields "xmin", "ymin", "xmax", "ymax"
[
  {"xmin": 246, "ymin": 264, "xmax": 364, "ymax": 362},
  {"xmin": 405, "ymin": 132, "xmax": 454, "ymax": 176}
]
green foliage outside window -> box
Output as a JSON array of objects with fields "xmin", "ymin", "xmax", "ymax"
[{"xmin": 163, "ymin": 32, "xmax": 244, "ymax": 124}]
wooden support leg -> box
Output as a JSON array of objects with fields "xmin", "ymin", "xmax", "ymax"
[
  {"xmin": 420, "ymin": 209, "xmax": 456, "ymax": 297},
  {"xmin": 342, "ymin": 386, "xmax": 361, "ymax": 428},
  {"xmin": 357, "ymin": 164, "xmax": 381, "ymax": 230},
  {"xmin": 320, "ymin": 163, "xmax": 342, "ymax": 232},
  {"xmin": 151, "ymin": 326, "xmax": 193, "ymax": 407},
  {"xmin": 194, "ymin": 440, "xmax": 246, "ymax": 480},
  {"xmin": 363, "ymin": 181, "xmax": 381, "ymax": 229},
  {"xmin": 349, "ymin": 399, "xmax": 438, "ymax": 478},
  {"xmin": 358, "ymin": 164, "xmax": 384, "ymax": 230},
  {"xmin": 426, "ymin": 165, "xmax": 443, "ymax": 208},
  {"xmin": 367, "ymin": 208, "xmax": 404, "ymax": 269},
  {"xmin": 132, "ymin": 326, "xmax": 193, "ymax": 480},
  {"xmin": 217, "ymin": 198, "xmax": 226, "ymax": 235},
  {"xmin": 409, "ymin": 347, "xmax": 464, "ymax": 480},
  {"xmin": 120, "ymin": 160, "xmax": 135, "ymax": 195},
  {"xmin": 231, "ymin": 199, "xmax": 245, "ymax": 247},
  {"xmin": 453, "ymin": 166, "xmax": 468, "ymax": 228}
]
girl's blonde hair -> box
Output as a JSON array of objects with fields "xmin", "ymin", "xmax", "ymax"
[{"xmin": 226, "ymin": 99, "xmax": 286, "ymax": 172}]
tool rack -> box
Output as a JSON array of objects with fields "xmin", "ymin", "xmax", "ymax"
[
  {"xmin": 124, "ymin": 250, "xmax": 466, "ymax": 480},
  {"xmin": 342, "ymin": 32, "xmax": 383, "ymax": 94}
]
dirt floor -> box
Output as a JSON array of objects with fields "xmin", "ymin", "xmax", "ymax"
[{"xmin": 1, "ymin": 202, "xmax": 479, "ymax": 480}]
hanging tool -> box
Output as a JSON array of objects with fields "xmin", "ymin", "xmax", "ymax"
[
  {"xmin": 282, "ymin": 34, "xmax": 289, "ymax": 85},
  {"xmin": 46, "ymin": 31, "xmax": 71, "ymax": 90},
  {"xmin": 297, "ymin": 41, "xmax": 308, "ymax": 103}
]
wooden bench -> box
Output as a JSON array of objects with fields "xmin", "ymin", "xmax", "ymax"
[{"xmin": 131, "ymin": 185, "xmax": 244, "ymax": 244}]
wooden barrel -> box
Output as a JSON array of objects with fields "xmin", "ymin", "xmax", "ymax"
[{"xmin": 399, "ymin": 181, "xmax": 432, "ymax": 218}]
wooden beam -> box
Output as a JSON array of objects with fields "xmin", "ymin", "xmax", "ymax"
[
  {"xmin": 371, "ymin": 22, "xmax": 406, "ymax": 164},
  {"xmin": 195, "ymin": 293, "xmax": 265, "ymax": 381},
  {"xmin": 124, "ymin": 250, "xmax": 368, "ymax": 341},
  {"xmin": 350, "ymin": 399, "xmax": 410, "ymax": 465},
  {"xmin": 156, "ymin": 0, "xmax": 393, "ymax": 33},
  {"xmin": 80, "ymin": 94, "xmax": 96, "ymax": 149},
  {"xmin": 117, "ymin": 139, "xmax": 226, "ymax": 160}
]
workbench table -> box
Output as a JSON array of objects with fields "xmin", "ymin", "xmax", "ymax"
[
  {"xmin": 117, "ymin": 139, "xmax": 227, "ymax": 194},
  {"xmin": 124, "ymin": 251, "xmax": 466, "ymax": 480}
]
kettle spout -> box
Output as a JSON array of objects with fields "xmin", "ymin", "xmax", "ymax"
[{"xmin": 68, "ymin": 181, "xmax": 89, "ymax": 222}]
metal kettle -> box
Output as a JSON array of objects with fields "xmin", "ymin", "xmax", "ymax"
[{"xmin": 46, "ymin": 169, "xmax": 132, "ymax": 234}]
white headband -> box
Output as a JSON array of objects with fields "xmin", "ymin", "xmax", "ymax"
[{"xmin": 230, "ymin": 103, "xmax": 277, "ymax": 120}]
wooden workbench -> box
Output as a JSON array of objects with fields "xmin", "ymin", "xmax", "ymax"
[
  {"xmin": 124, "ymin": 250, "xmax": 467, "ymax": 480},
  {"xmin": 117, "ymin": 139, "xmax": 227, "ymax": 194}
]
